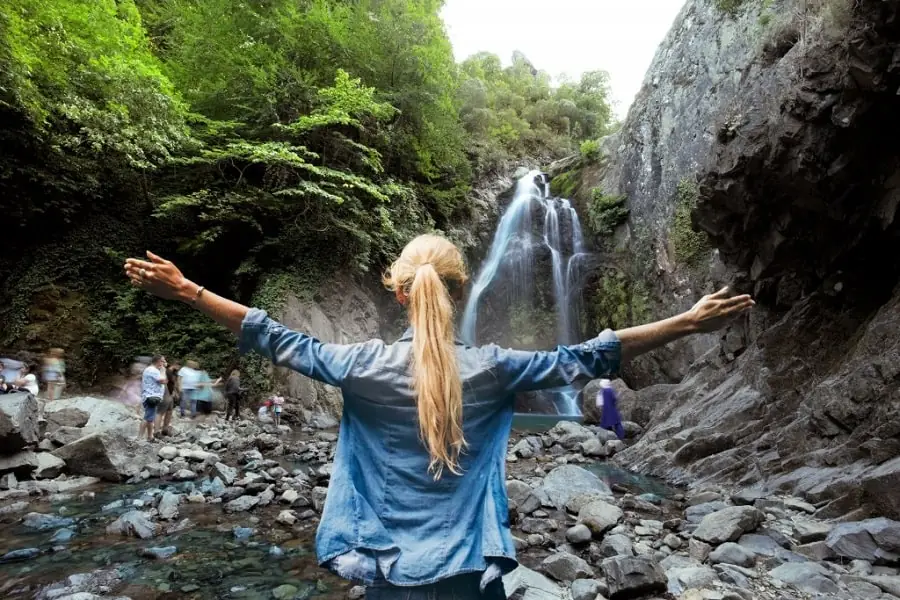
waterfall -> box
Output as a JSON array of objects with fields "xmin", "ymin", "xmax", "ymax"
[{"xmin": 461, "ymin": 170, "xmax": 589, "ymax": 415}]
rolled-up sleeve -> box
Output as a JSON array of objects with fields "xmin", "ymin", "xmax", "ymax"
[
  {"xmin": 238, "ymin": 308, "xmax": 360, "ymax": 387},
  {"xmin": 490, "ymin": 329, "xmax": 621, "ymax": 394}
]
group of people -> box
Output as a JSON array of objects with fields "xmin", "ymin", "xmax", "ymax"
[
  {"xmin": 137, "ymin": 355, "xmax": 246, "ymax": 440},
  {"xmin": 0, "ymin": 348, "xmax": 66, "ymax": 399}
]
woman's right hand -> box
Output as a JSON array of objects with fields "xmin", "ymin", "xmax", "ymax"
[{"xmin": 125, "ymin": 251, "xmax": 191, "ymax": 302}]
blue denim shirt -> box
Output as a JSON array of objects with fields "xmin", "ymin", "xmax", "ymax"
[{"xmin": 239, "ymin": 308, "xmax": 621, "ymax": 586}]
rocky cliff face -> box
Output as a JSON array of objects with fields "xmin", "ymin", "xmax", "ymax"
[{"xmin": 580, "ymin": 0, "xmax": 900, "ymax": 521}]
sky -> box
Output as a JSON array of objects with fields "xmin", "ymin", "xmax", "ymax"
[{"xmin": 441, "ymin": 0, "xmax": 686, "ymax": 119}]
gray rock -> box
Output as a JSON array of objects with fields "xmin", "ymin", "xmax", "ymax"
[
  {"xmin": 570, "ymin": 578, "xmax": 601, "ymax": 600},
  {"xmin": 662, "ymin": 533, "xmax": 682, "ymax": 550},
  {"xmin": 599, "ymin": 533, "xmax": 634, "ymax": 558},
  {"xmin": 666, "ymin": 565, "xmax": 719, "ymax": 597},
  {"xmin": 1, "ymin": 547, "xmax": 40, "ymax": 562},
  {"xmin": 224, "ymin": 495, "xmax": 260, "ymax": 513},
  {"xmin": 139, "ymin": 546, "xmax": 177, "ymax": 559},
  {"xmin": 507, "ymin": 480, "xmax": 540, "ymax": 514},
  {"xmin": 686, "ymin": 491, "xmax": 723, "ymax": 506},
  {"xmin": 503, "ymin": 565, "xmax": 569, "ymax": 600},
  {"xmin": 0, "ymin": 450, "xmax": 64, "ymax": 478},
  {"xmin": 0, "ymin": 472, "xmax": 16, "ymax": 489},
  {"xmin": 157, "ymin": 492, "xmax": 180, "ymax": 520},
  {"xmin": 714, "ymin": 564, "xmax": 751, "ymax": 588},
  {"xmin": 579, "ymin": 437, "xmax": 606, "ymax": 457},
  {"xmin": 52, "ymin": 432, "xmax": 153, "ymax": 481},
  {"xmin": 864, "ymin": 517, "xmax": 900, "ymax": 552},
  {"xmin": 173, "ymin": 469, "xmax": 196, "ymax": 481},
  {"xmin": 857, "ymin": 575, "xmax": 900, "ymax": 597},
  {"xmin": 551, "ymin": 421, "xmax": 594, "ymax": 449},
  {"xmin": 770, "ymin": 562, "xmax": 838, "ymax": 594},
  {"xmin": 0, "ymin": 392, "xmax": 39, "ymax": 453},
  {"xmin": 106, "ymin": 510, "xmax": 156, "ymax": 539},
  {"xmin": 601, "ymin": 556, "xmax": 666, "ymax": 598},
  {"xmin": 565, "ymin": 492, "xmax": 613, "ymax": 514},
  {"xmin": 214, "ymin": 462, "xmax": 238, "ymax": 485},
  {"xmin": 685, "ymin": 501, "xmax": 727, "ymax": 524},
  {"xmin": 541, "ymin": 551, "xmax": 593, "ymax": 582},
  {"xmin": 692, "ymin": 506, "xmax": 764, "ymax": 545},
  {"xmin": 708, "ymin": 542, "xmax": 756, "ymax": 567},
  {"xmin": 792, "ymin": 519, "xmax": 832, "ymax": 543},
  {"xmin": 577, "ymin": 499, "xmax": 623, "ymax": 536},
  {"xmin": 520, "ymin": 518, "xmax": 558, "ymax": 535},
  {"xmin": 539, "ymin": 465, "xmax": 612, "ymax": 509},
  {"xmin": 22, "ymin": 512, "xmax": 74, "ymax": 531},
  {"xmin": 565, "ymin": 524, "xmax": 592, "ymax": 545},
  {"xmin": 826, "ymin": 519, "xmax": 900, "ymax": 562},
  {"xmin": 688, "ymin": 538, "xmax": 712, "ymax": 562},
  {"xmin": 312, "ymin": 486, "xmax": 328, "ymax": 512},
  {"xmin": 49, "ymin": 426, "xmax": 86, "ymax": 447},
  {"xmin": 33, "ymin": 453, "xmax": 66, "ymax": 479}
]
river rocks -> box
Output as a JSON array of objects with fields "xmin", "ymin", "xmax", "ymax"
[
  {"xmin": 276, "ymin": 510, "xmax": 297, "ymax": 525},
  {"xmin": 770, "ymin": 562, "xmax": 839, "ymax": 595},
  {"xmin": 0, "ymin": 450, "xmax": 64, "ymax": 478},
  {"xmin": 53, "ymin": 432, "xmax": 153, "ymax": 481},
  {"xmin": 48, "ymin": 397, "xmax": 142, "ymax": 437},
  {"xmin": 792, "ymin": 519, "xmax": 832, "ymax": 544},
  {"xmin": 577, "ymin": 499, "xmax": 623, "ymax": 536},
  {"xmin": 602, "ymin": 556, "xmax": 666, "ymax": 598},
  {"xmin": 503, "ymin": 565, "xmax": 569, "ymax": 600},
  {"xmin": 157, "ymin": 492, "xmax": 181, "ymax": 520},
  {"xmin": 50, "ymin": 426, "xmax": 86, "ymax": 446},
  {"xmin": 565, "ymin": 524, "xmax": 592, "ymax": 545},
  {"xmin": 44, "ymin": 405, "xmax": 90, "ymax": 429},
  {"xmin": 1, "ymin": 547, "xmax": 40, "ymax": 562},
  {"xmin": 225, "ymin": 495, "xmax": 260, "ymax": 513},
  {"xmin": 172, "ymin": 469, "xmax": 196, "ymax": 481},
  {"xmin": 158, "ymin": 446, "xmax": 178, "ymax": 460},
  {"xmin": 539, "ymin": 465, "xmax": 612, "ymax": 509},
  {"xmin": 311, "ymin": 486, "xmax": 328, "ymax": 512},
  {"xmin": 106, "ymin": 510, "xmax": 156, "ymax": 539},
  {"xmin": 570, "ymin": 579, "xmax": 602, "ymax": 600},
  {"xmin": 541, "ymin": 551, "xmax": 593, "ymax": 582},
  {"xmin": 507, "ymin": 480, "xmax": 541, "ymax": 514},
  {"xmin": 599, "ymin": 533, "xmax": 634, "ymax": 558},
  {"xmin": 665, "ymin": 564, "xmax": 719, "ymax": 597},
  {"xmin": 708, "ymin": 542, "xmax": 756, "ymax": 568},
  {"xmin": 139, "ymin": 546, "xmax": 177, "ymax": 559},
  {"xmin": 0, "ymin": 392, "xmax": 39, "ymax": 453},
  {"xmin": 692, "ymin": 506, "xmax": 764, "ymax": 545},
  {"xmin": 23, "ymin": 512, "xmax": 75, "ymax": 531}
]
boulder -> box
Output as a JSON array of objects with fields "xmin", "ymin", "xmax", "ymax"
[
  {"xmin": 569, "ymin": 579, "xmax": 601, "ymax": 600},
  {"xmin": 539, "ymin": 465, "xmax": 612, "ymax": 509},
  {"xmin": 541, "ymin": 551, "xmax": 593, "ymax": 582},
  {"xmin": 0, "ymin": 392, "xmax": 39, "ymax": 453},
  {"xmin": 769, "ymin": 562, "xmax": 839, "ymax": 595},
  {"xmin": 50, "ymin": 426, "xmax": 86, "ymax": 446},
  {"xmin": 43, "ymin": 406, "xmax": 89, "ymax": 429},
  {"xmin": 577, "ymin": 499, "xmax": 623, "ymax": 536},
  {"xmin": 52, "ymin": 432, "xmax": 153, "ymax": 481},
  {"xmin": 157, "ymin": 492, "xmax": 181, "ymax": 520},
  {"xmin": 692, "ymin": 506, "xmax": 764, "ymax": 545},
  {"xmin": 826, "ymin": 519, "xmax": 900, "ymax": 562},
  {"xmin": 708, "ymin": 542, "xmax": 756, "ymax": 567},
  {"xmin": 550, "ymin": 421, "xmax": 594, "ymax": 449},
  {"xmin": 0, "ymin": 451, "xmax": 65, "ymax": 478},
  {"xmin": 503, "ymin": 565, "xmax": 569, "ymax": 600},
  {"xmin": 106, "ymin": 510, "xmax": 156, "ymax": 539},
  {"xmin": 599, "ymin": 534, "xmax": 634, "ymax": 558},
  {"xmin": 45, "ymin": 397, "xmax": 141, "ymax": 436},
  {"xmin": 225, "ymin": 495, "xmax": 260, "ymax": 513},
  {"xmin": 601, "ymin": 556, "xmax": 666, "ymax": 599},
  {"xmin": 665, "ymin": 565, "xmax": 720, "ymax": 597},
  {"xmin": 33, "ymin": 452, "xmax": 65, "ymax": 479},
  {"xmin": 565, "ymin": 524, "xmax": 592, "ymax": 545},
  {"xmin": 22, "ymin": 512, "xmax": 74, "ymax": 531},
  {"xmin": 507, "ymin": 480, "xmax": 541, "ymax": 514},
  {"xmin": 792, "ymin": 519, "xmax": 833, "ymax": 544}
]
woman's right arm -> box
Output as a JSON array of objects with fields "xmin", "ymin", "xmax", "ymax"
[{"xmin": 125, "ymin": 252, "xmax": 363, "ymax": 387}]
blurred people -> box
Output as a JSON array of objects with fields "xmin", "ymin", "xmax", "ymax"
[
  {"xmin": 192, "ymin": 366, "xmax": 221, "ymax": 418},
  {"xmin": 0, "ymin": 375, "xmax": 12, "ymax": 394},
  {"xmin": 258, "ymin": 399, "xmax": 273, "ymax": 423},
  {"xmin": 158, "ymin": 360, "xmax": 181, "ymax": 433},
  {"xmin": 140, "ymin": 355, "xmax": 167, "ymax": 441},
  {"xmin": 178, "ymin": 360, "xmax": 199, "ymax": 418},
  {"xmin": 272, "ymin": 394, "xmax": 284, "ymax": 427},
  {"xmin": 42, "ymin": 348, "xmax": 66, "ymax": 400},
  {"xmin": 14, "ymin": 364, "xmax": 39, "ymax": 396},
  {"xmin": 224, "ymin": 369, "xmax": 242, "ymax": 421}
]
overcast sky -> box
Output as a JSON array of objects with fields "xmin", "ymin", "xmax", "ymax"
[{"xmin": 441, "ymin": 0, "xmax": 686, "ymax": 119}]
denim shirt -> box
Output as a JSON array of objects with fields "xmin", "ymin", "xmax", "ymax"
[{"xmin": 239, "ymin": 308, "xmax": 621, "ymax": 586}]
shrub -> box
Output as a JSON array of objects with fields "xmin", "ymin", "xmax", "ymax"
[
  {"xmin": 549, "ymin": 170, "xmax": 581, "ymax": 198},
  {"xmin": 670, "ymin": 178, "xmax": 711, "ymax": 265},
  {"xmin": 587, "ymin": 189, "xmax": 629, "ymax": 236},
  {"xmin": 579, "ymin": 139, "xmax": 601, "ymax": 162}
]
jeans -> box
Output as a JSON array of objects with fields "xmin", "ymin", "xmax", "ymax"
[
  {"xmin": 180, "ymin": 390, "xmax": 197, "ymax": 417},
  {"xmin": 364, "ymin": 572, "xmax": 505, "ymax": 600},
  {"xmin": 225, "ymin": 394, "xmax": 241, "ymax": 420}
]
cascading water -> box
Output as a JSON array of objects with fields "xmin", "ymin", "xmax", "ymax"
[{"xmin": 461, "ymin": 170, "xmax": 589, "ymax": 414}]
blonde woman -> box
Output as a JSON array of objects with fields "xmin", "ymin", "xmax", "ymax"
[{"xmin": 125, "ymin": 235, "xmax": 752, "ymax": 599}]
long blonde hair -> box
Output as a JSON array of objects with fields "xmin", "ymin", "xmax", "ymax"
[{"xmin": 384, "ymin": 234, "xmax": 469, "ymax": 478}]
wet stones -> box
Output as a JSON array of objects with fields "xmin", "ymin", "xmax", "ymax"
[
  {"xmin": 224, "ymin": 495, "xmax": 260, "ymax": 513},
  {"xmin": 541, "ymin": 551, "xmax": 593, "ymax": 582},
  {"xmin": 692, "ymin": 506, "xmax": 764, "ymax": 545},
  {"xmin": 106, "ymin": 510, "xmax": 157, "ymax": 539},
  {"xmin": 539, "ymin": 465, "xmax": 612, "ymax": 510},
  {"xmin": 577, "ymin": 499, "xmax": 623, "ymax": 537},
  {"xmin": 601, "ymin": 556, "xmax": 666, "ymax": 599}
]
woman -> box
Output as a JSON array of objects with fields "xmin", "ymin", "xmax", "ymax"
[
  {"xmin": 125, "ymin": 235, "xmax": 752, "ymax": 598},
  {"xmin": 14, "ymin": 364, "xmax": 39, "ymax": 396},
  {"xmin": 42, "ymin": 348, "xmax": 66, "ymax": 400}
]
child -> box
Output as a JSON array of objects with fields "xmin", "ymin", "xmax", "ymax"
[{"xmin": 272, "ymin": 395, "xmax": 285, "ymax": 427}]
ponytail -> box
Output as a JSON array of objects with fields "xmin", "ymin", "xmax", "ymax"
[{"xmin": 383, "ymin": 234, "xmax": 468, "ymax": 479}]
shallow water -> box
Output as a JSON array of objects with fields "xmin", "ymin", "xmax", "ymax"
[{"xmin": 0, "ymin": 480, "xmax": 350, "ymax": 599}]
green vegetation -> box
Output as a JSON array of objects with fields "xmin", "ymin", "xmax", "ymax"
[
  {"xmin": 715, "ymin": 0, "xmax": 748, "ymax": 14},
  {"xmin": 671, "ymin": 178, "xmax": 711, "ymax": 266},
  {"xmin": 549, "ymin": 170, "xmax": 582, "ymax": 198},
  {"xmin": 589, "ymin": 272, "xmax": 651, "ymax": 332},
  {"xmin": 586, "ymin": 189, "xmax": 629, "ymax": 236},
  {"xmin": 508, "ymin": 301, "xmax": 557, "ymax": 349},
  {"xmin": 0, "ymin": 0, "xmax": 614, "ymax": 387},
  {"xmin": 579, "ymin": 139, "xmax": 602, "ymax": 162}
]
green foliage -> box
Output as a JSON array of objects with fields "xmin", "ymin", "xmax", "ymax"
[
  {"xmin": 549, "ymin": 170, "xmax": 581, "ymax": 199},
  {"xmin": 590, "ymin": 272, "xmax": 651, "ymax": 331},
  {"xmin": 459, "ymin": 53, "xmax": 614, "ymax": 174},
  {"xmin": 715, "ymin": 0, "xmax": 747, "ymax": 13},
  {"xmin": 587, "ymin": 189, "xmax": 629, "ymax": 236},
  {"xmin": 671, "ymin": 178, "xmax": 711, "ymax": 266},
  {"xmin": 579, "ymin": 139, "xmax": 602, "ymax": 162}
]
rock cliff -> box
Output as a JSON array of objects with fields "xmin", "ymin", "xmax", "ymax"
[{"xmin": 576, "ymin": 0, "xmax": 900, "ymax": 521}]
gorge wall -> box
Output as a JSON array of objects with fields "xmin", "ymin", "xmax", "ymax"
[{"xmin": 565, "ymin": 0, "xmax": 900, "ymax": 520}]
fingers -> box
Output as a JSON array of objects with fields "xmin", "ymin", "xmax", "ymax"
[
  {"xmin": 146, "ymin": 251, "xmax": 171, "ymax": 265},
  {"xmin": 720, "ymin": 294, "xmax": 754, "ymax": 309},
  {"xmin": 709, "ymin": 286, "xmax": 731, "ymax": 299}
]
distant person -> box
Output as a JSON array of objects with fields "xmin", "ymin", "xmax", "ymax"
[
  {"xmin": 224, "ymin": 369, "xmax": 242, "ymax": 421},
  {"xmin": 178, "ymin": 360, "xmax": 199, "ymax": 418},
  {"xmin": 42, "ymin": 348, "xmax": 66, "ymax": 400},
  {"xmin": 257, "ymin": 399, "xmax": 272, "ymax": 422},
  {"xmin": 140, "ymin": 355, "xmax": 167, "ymax": 441},
  {"xmin": 14, "ymin": 365, "xmax": 39, "ymax": 396},
  {"xmin": 158, "ymin": 360, "xmax": 181, "ymax": 434},
  {"xmin": 125, "ymin": 239, "xmax": 752, "ymax": 598},
  {"xmin": 272, "ymin": 394, "xmax": 285, "ymax": 427},
  {"xmin": 191, "ymin": 366, "xmax": 220, "ymax": 418},
  {"xmin": 0, "ymin": 376, "xmax": 12, "ymax": 394}
]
